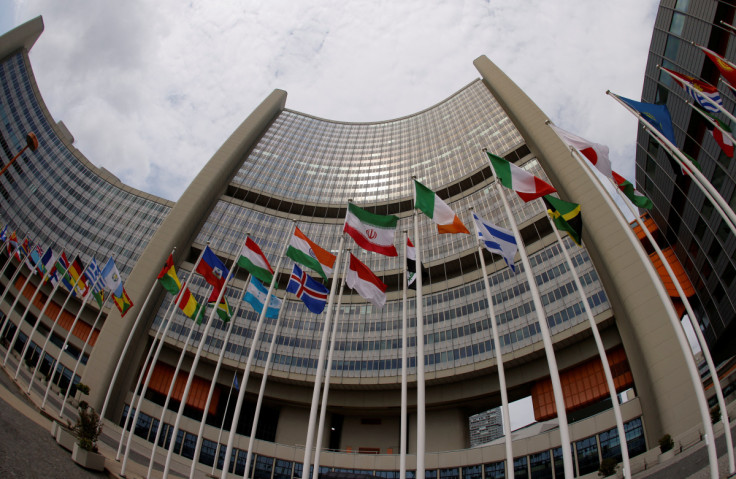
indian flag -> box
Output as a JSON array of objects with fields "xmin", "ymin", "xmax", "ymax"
[
  {"xmin": 286, "ymin": 227, "xmax": 336, "ymax": 281},
  {"xmin": 238, "ymin": 237, "xmax": 274, "ymax": 284},
  {"xmin": 343, "ymin": 203, "xmax": 398, "ymax": 257},
  {"xmin": 346, "ymin": 253, "xmax": 387, "ymax": 308},
  {"xmin": 487, "ymin": 152, "xmax": 556, "ymax": 202},
  {"xmin": 414, "ymin": 180, "xmax": 470, "ymax": 234},
  {"xmin": 157, "ymin": 255, "xmax": 181, "ymax": 295}
]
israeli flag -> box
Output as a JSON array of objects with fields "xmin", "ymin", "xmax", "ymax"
[
  {"xmin": 244, "ymin": 278, "xmax": 282, "ymax": 318},
  {"xmin": 472, "ymin": 213, "xmax": 518, "ymax": 272}
]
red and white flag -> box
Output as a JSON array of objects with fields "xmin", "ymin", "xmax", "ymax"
[
  {"xmin": 346, "ymin": 253, "xmax": 387, "ymax": 308},
  {"xmin": 549, "ymin": 124, "xmax": 612, "ymax": 178}
]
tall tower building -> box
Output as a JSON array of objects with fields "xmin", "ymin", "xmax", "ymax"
[{"xmin": 469, "ymin": 408, "xmax": 503, "ymax": 448}]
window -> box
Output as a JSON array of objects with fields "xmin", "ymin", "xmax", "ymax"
[
  {"xmin": 529, "ymin": 450, "xmax": 552, "ymax": 479},
  {"xmin": 576, "ymin": 435, "xmax": 600, "ymax": 475},
  {"xmin": 484, "ymin": 461, "xmax": 505, "ymax": 479},
  {"xmin": 669, "ymin": 12, "xmax": 686, "ymax": 35},
  {"xmin": 599, "ymin": 427, "xmax": 622, "ymax": 462}
]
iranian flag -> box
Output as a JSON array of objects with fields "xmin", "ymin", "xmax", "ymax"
[
  {"xmin": 237, "ymin": 237, "xmax": 274, "ymax": 284},
  {"xmin": 286, "ymin": 227, "xmax": 336, "ymax": 281},
  {"xmin": 346, "ymin": 253, "xmax": 387, "ymax": 308},
  {"xmin": 414, "ymin": 180, "xmax": 470, "ymax": 234},
  {"xmin": 487, "ymin": 152, "xmax": 556, "ymax": 202},
  {"xmin": 549, "ymin": 124, "xmax": 612, "ymax": 178},
  {"xmin": 343, "ymin": 202, "xmax": 398, "ymax": 257}
]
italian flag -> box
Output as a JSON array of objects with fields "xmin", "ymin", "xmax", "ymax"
[
  {"xmin": 346, "ymin": 253, "xmax": 387, "ymax": 308},
  {"xmin": 157, "ymin": 254, "xmax": 181, "ymax": 295},
  {"xmin": 414, "ymin": 181, "xmax": 470, "ymax": 234},
  {"xmin": 286, "ymin": 227, "xmax": 336, "ymax": 281},
  {"xmin": 612, "ymin": 171, "xmax": 653, "ymax": 210},
  {"xmin": 343, "ymin": 203, "xmax": 398, "ymax": 257},
  {"xmin": 487, "ymin": 152, "xmax": 557, "ymax": 202},
  {"xmin": 238, "ymin": 237, "xmax": 274, "ymax": 284}
]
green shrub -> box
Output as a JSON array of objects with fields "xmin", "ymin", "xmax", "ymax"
[
  {"xmin": 74, "ymin": 401, "xmax": 102, "ymax": 452},
  {"xmin": 659, "ymin": 434, "xmax": 674, "ymax": 453},
  {"xmin": 598, "ymin": 457, "xmax": 618, "ymax": 477}
]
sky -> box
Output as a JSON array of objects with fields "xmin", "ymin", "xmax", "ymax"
[{"xmin": 3, "ymin": 0, "xmax": 659, "ymax": 202}]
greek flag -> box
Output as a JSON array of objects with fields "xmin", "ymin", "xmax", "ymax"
[{"xmin": 472, "ymin": 213, "xmax": 518, "ymax": 272}]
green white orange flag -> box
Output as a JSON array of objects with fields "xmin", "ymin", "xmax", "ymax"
[
  {"xmin": 237, "ymin": 237, "xmax": 274, "ymax": 284},
  {"xmin": 487, "ymin": 152, "xmax": 556, "ymax": 202},
  {"xmin": 414, "ymin": 180, "xmax": 470, "ymax": 234},
  {"xmin": 343, "ymin": 202, "xmax": 399, "ymax": 257},
  {"xmin": 286, "ymin": 227, "xmax": 336, "ymax": 281},
  {"xmin": 157, "ymin": 255, "xmax": 181, "ymax": 295}
]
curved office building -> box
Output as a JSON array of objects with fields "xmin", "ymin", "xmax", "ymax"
[{"xmin": 0, "ymin": 16, "xmax": 707, "ymax": 478}]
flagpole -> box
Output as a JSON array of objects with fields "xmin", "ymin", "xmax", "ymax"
[
  {"xmin": 58, "ymin": 293, "xmax": 112, "ymax": 418},
  {"xmin": 607, "ymin": 91, "xmax": 736, "ymax": 235},
  {"xmin": 400, "ymin": 231, "xmax": 408, "ymax": 479},
  {"xmin": 483, "ymin": 150, "xmax": 575, "ymax": 478},
  {"xmin": 301, "ymin": 234, "xmax": 346, "ymax": 479},
  {"xmin": 469, "ymin": 207, "xmax": 514, "ymax": 479},
  {"xmin": 211, "ymin": 374, "xmax": 238, "ymax": 477},
  {"xmin": 120, "ymin": 246, "xmax": 208, "ymax": 475},
  {"xmin": 0, "ymin": 248, "xmax": 43, "ymax": 362},
  {"xmin": 221, "ymin": 228, "xmax": 294, "ymax": 479},
  {"xmin": 686, "ymin": 99, "xmax": 736, "ymax": 147},
  {"xmin": 613, "ymin": 181, "xmax": 732, "ymax": 475},
  {"xmin": 411, "ymin": 183, "xmax": 426, "ymax": 479},
  {"xmin": 312, "ymin": 254, "xmax": 350, "ymax": 478},
  {"xmin": 0, "ymin": 242, "xmax": 34, "ymax": 334},
  {"xmin": 657, "ymin": 65, "xmax": 736, "ymax": 124},
  {"xmin": 0, "ymin": 235, "xmax": 22, "ymax": 316},
  {"xmin": 189, "ymin": 274, "xmax": 251, "ymax": 479}
]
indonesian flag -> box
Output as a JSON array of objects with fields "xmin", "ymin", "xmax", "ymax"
[
  {"xmin": 660, "ymin": 67, "xmax": 722, "ymax": 113},
  {"xmin": 414, "ymin": 180, "xmax": 470, "ymax": 234},
  {"xmin": 286, "ymin": 227, "xmax": 336, "ymax": 281},
  {"xmin": 696, "ymin": 44, "xmax": 736, "ymax": 89},
  {"xmin": 346, "ymin": 253, "xmax": 387, "ymax": 308},
  {"xmin": 549, "ymin": 124, "xmax": 612, "ymax": 178},
  {"xmin": 237, "ymin": 237, "xmax": 274, "ymax": 284},
  {"xmin": 487, "ymin": 152, "xmax": 556, "ymax": 202},
  {"xmin": 343, "ymin": 202, "xmax": 398, "ymax": 257}
]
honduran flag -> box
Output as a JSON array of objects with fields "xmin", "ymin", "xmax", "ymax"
[
  {"xmin": 286, "ymin": 264, "xmax": 329, "ymax": 314},
  {"xmin": 343, "ymin": 202, "xmax": 399, "ymax": 257},
  {"xmin": 286, "ymin": 227, "xmax": 336, "ymax": 281},
  {"xmin": 414, "ymin": 180, "xmax": 470, "ymax": 234},
  {"xmin": 487, "ymin": 152, "xmax": 556, "ymax": 202},
  {"xmin": 346, "ymin": 253, "xmax": 387, "ymax": 308},
  {"xmin": 549, "ymin": 124, "xmax": 612, "ymax": 179},
  {"xmin": 244, "ymin": 278, "xmax": 282, "ymax": 319},
  {"xmin": 238, "ymin": 237, "xmax": 274, "ymax": 284}
]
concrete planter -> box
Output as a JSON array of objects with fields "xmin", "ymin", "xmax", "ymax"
[
  {"xmin": 50, "ymin": 421, "xmax": 60, "ymax": 437},
  {"xmin": 658, "ymin": 448, "xmax": 675, "ymax": 463},
  {"xmin": 71, "ymin": 443, "xmax": 106, "ymax": 471},
  {"xmin": 55, "ymin": 425, "xmax": 76, "ymax": 452}
]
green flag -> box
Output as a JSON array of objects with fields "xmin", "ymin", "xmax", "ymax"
[{"xmin": 543, "ymin": 195, "xmax": 583, "ymax": 246}]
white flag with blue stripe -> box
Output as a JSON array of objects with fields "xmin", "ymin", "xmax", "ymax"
[{"xmin": 473, "ymin": 213, "xmax": 518, "ymax": 272}]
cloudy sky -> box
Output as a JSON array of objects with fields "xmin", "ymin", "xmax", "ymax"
[{"xmin": 3, "ymin": 0, "xmax": 659, "ymax": 202}]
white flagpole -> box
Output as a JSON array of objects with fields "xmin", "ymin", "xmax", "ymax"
[
  {"xmin": 541, "ymin": 203, "xmax": 632, "ymax": 479},
  {"xmin": 484, "ymin": 150, "xmax": 574, "ymax": 478},
  {"xmin": 189, "ymin": 275, "xmax": 251, "ymax": 479},
  {"xmin": 721, "ymin": 20, "xmax": 736, "ymax": 35},
  {"xmin": 411, "ymin": 182, "xmax": 426, "ymax": 479},
  {"xmin": 657, "ymin": 65, "xmax": 736, "ymax": 124},
  {"xmin": 469, "ymin": 208, "xmax": 514, "ymax": 479},
  {"xmin": 0, "ymin": 242, "xmax": 34, "ymax": 334},
  {"xmin": 0, "ymin": 235, "xmax": 20, "ymax": 315},
  {"xmin": 687, "ymin": 99, "xmax": 736, "ymax": 146},
  {"xmin": 120, "ymin": 246, "xmax": 208, "ymax": 474},
  {"xmin": 100, "ymin": 248, "xmax": 175, "ymax": 421},
  {"xmin": 212, "ymin": 374, "xmax": 238, "ymax": 476},
  {"xmin": 613, "ymin": 181, "xmax": 732, "ymax": 475},
  {"xmin": 1, "ymin": 250, "xmax": 43, "ymax": 361},
  {"xmin": 221, "ymin": 229, "xmax": 294, "ymax": 479},
  {"xmin": 312, "ymin": 254, "xmax": 350, "ymax": 478},
  {"xmin": 301, "ymin": 234, "xmax": 346, "ymax": 479},
  {"xmin": 58, "ymin": 293, "xmax": 112, "ymax": 418},
  {"xmin": 400, "ymin": 232, "xmax": 408, "ymax": 479}
]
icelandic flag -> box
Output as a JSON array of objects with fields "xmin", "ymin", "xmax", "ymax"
[
  {"xmin": 244, "ymin": 278, "xmax": 282, "ymax": 319},
  {"xmin": 472, "ymin": 213, "xmax": 518, "ymax": 272},
  {"xmin": 286, "ymin": 264, "xmax": 329, "ymax": 314}
]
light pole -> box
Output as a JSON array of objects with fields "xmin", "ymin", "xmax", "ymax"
[{"xmin": 0, "ymin": 133, "xmax": 38, "ymax": 178}]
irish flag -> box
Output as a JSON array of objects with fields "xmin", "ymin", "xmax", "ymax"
[
  {"xmin": 286, "ymin": 227, "xmax": 336, "ymax": 281},
  {"xmin": 414, "ymin": 181, "xmax": 470, "ymax": 234},
  {"xmin": 238, "ymin": 237, "xmax": 274, "ymax": 284},
  {"xmin": 487, "ymin": 152, "xmax": 556, "ymax": 202},
  {"xmin": 343, "ymin": 203, "xmax": 398, "ymax": 257},
  {"xmin": 346, "ymin": 253, "xmax": 387, "ymax": 308}
]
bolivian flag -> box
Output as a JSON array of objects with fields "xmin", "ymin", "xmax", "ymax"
[{"xmin": 543, "ymin": 195, "xmax": 582, "ymax": 246}]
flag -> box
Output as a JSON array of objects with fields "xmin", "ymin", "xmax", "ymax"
[
  {"xmin": 612, "ymin": 171, "xmax": 653, "ymax": 210},
  {"xmin": 102, "ymin": 258, "xmax": 123, "ymax": 296},
  {"xmin": 543, "ymin": 195, "xmax": 583, "ymax": 246},
  {"xmin": 112, "ymin": 288, "xmax": 133, "ymax": 317},
  {"xmin": 615, "ymin": 95, "xmax": 677, "ymax": 145},
  {"xmin": 10, "ymin": 236, "xmax": 29, "ymax": 261},
  {"xmin": 472, "ymin": 213, "xmax": 518, "ymax": 272},
  {"xmin": 84, "ymin": 258, "xmax": 105, "ymax": 307},
  {"xmin": 0, "ymin": 226, "xmax": 7, "ymax": 242},
  {"xmin": 196, "ymin": 246, "xmax": 228, "ymax": 294},
  {"xmin": 695, "ymin": 44, "xmax": 736, "ymax": 89},
  {"xmin": 660, "ymin": 67, "xmax": 722, "ymax": 113},
  {"xmin": 699, "ymin": 108, "xmax": 734, "ymax": 157},
  {"xmin": 414, "ymin": 180, "xmax": 470, "ymax": 234},
  {"xmin": 343, "ymin": 202, "xmax": 399, "ymax": 256},
  {"xmin": 406, "ymin": 238, "xmax": 426, "ymax": 290},
  {"xmin": 233, "ymin": 375, "xmax": 240, "ymax": 391},
  {"xmin": 39, "ymin": 248, "xmax": 54, "ymax": 277},
  {"xmin": 244, "ymin": 278, "xmax": 282, "ymax": 319},
  {"xmin": 487, "ymin": 152, "xmax": 556, "ymax": 202},
  {"xmin": 346, "ymin": 253, "xmax": 387, "ymax": 308},
  {"xmin": 549, "ymin": 124, "xmax": 612, "ymax": 178},
  {"xmin": 157, "ymin": 255, "xmax": 181, "ymax": 295},
  {"xmin": 175, "ymin": 288, "xmax": 205, "ymax": 322},
  {"xmin": 286, "ymin": 227, "xmax": 336, "ymax": 281},
  {"xmin": 49, "ymin": 252, "xmax": 71, "ymax": 289},
  {"xmin": 7, "ymin": 231, "xmax": 18, "ymax": 255},
  {"xmin": 286, "ymin": 264, "xmax": 329, "ymax": 314},
  {"xmin": 67, "ymin": 257, "xmax": 89, "ymax": 297},
  {"xmin": 25, "ymin": 244, "xmax": 44, "ymax": 274},
  {"xmin": 208, "ymin": 295, "xmax": 232, "ymax": 322},
  {"xmin": 238, "ymin": 237, "xmax": 274, "ymax": 284}
]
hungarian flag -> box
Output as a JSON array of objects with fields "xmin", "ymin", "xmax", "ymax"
[
  {"xmin": 699, "ymin": 108, "xmax": 734, "ymax": 157},
  {"xmin": 196, "ymin": 246, "xmax": 228, "ymax": 294},
  {"xmin": 157, "ymin": 254, "xmax": 181, "ymax": 295},
  {"xmin": 414, "ymin": 180, "xmax": 470, "ymax": 234},
  {"xmin": 487, "ymin": 152, "xmax": 556, "ymax": 202},
  {"xmin": 113, "ymin": 288, "xmax": 133, "ymax": 317},
  {"xmin": 176, "ymin": 287, "xmax": 205, "ymax": 322},
  {"xmin": 286, "ymin": 227, "xmax": 336, "ymax": 281},
  {"xmin": 660, "ymin": 67, "xmax": 722, "ymax": 113},
  {"xmin": 346, "ymin": 253, "xmax": 387, "ymax": 308},
  {"xmin": 542, "ymin": 195, "xmax": 583, "ymax": 246},
  {"xmin": 343, "ymin": 202, "xmax": 398, "ymax": 256},
  {"xmin": 286, "ymin": 264, "xmax": 329, "ymax": 314},
  {"xmin": 237, "ymin": 237, "xmax": 274, "ymax": 284},
  {"xmin": 406, "ymin": 238, "xmax": 426, "ymax": 290},
  {"xmin": 612, "ymin": 171, "xmax": 653, "ymax": 210},
  {"xmin": 696, "ymin": 44, "xmax": 736, "ymax": 89},
  {"xmin": 549, "ymin": 124, "xmax": 612, "ymax": 178}
]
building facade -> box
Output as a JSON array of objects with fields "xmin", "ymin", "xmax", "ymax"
[
  {"xmin": 0, "ymin": 15, "xmax": 703, "ymax": 478},
  {"xmin": 469, "ymin": 408, "xmax": 504, "ymax": 448}
]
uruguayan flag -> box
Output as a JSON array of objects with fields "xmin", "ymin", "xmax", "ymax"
[
  {"xmin": 472, "ymin": 213, "xmax": 518, "ymax": 272},
  {"xmin": 244, "ymin": 278, "xmax": 282, "ymax": 318}
]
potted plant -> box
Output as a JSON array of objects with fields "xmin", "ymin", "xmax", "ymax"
[
  {"xmin": 71, "ymin": 401, "xmax": 106, "ymax": 471},
  {"xmin": 598, "ymin": 457, "xmax": 618, "ymax": 477},
  {"xmin": 73, "ymin": 382, "xmax": 90, "ymax": 406},
  {"xmin": 658, "ymin": 433, "xmax": 675, "ymax": 463}
]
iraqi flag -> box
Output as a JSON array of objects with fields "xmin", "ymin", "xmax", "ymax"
[
  {"xmin": 286, "ymin": 264, "xmax": 329, "ymax": 314},
  {"xmin": 487, "ymin": 152, "xmax": 556, "ymax": 202},
  {"xmin": 238, "ymin": 237, "xmax": 274, "ymax": 284},
  {"xmin": 549, "ymin": 124, "xmax": 612, "ymax": 178},
  {"xmin": 414, "ymin": 180, "xmax": 470, "ymax": 234},
  {"xmin": 286, "ymin": 227, "xmax": 336, "ymax": 281},
  {"xmin": 406, "ymin": 238, "xmax": 426, "ymax": 290},
  {"xmin": 346, "ymin": 253, "xmax": 387, "ymax": 308},
  {"xmin": 343, "ymin": 202, "xmax": 399, "ymax": 257}
]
